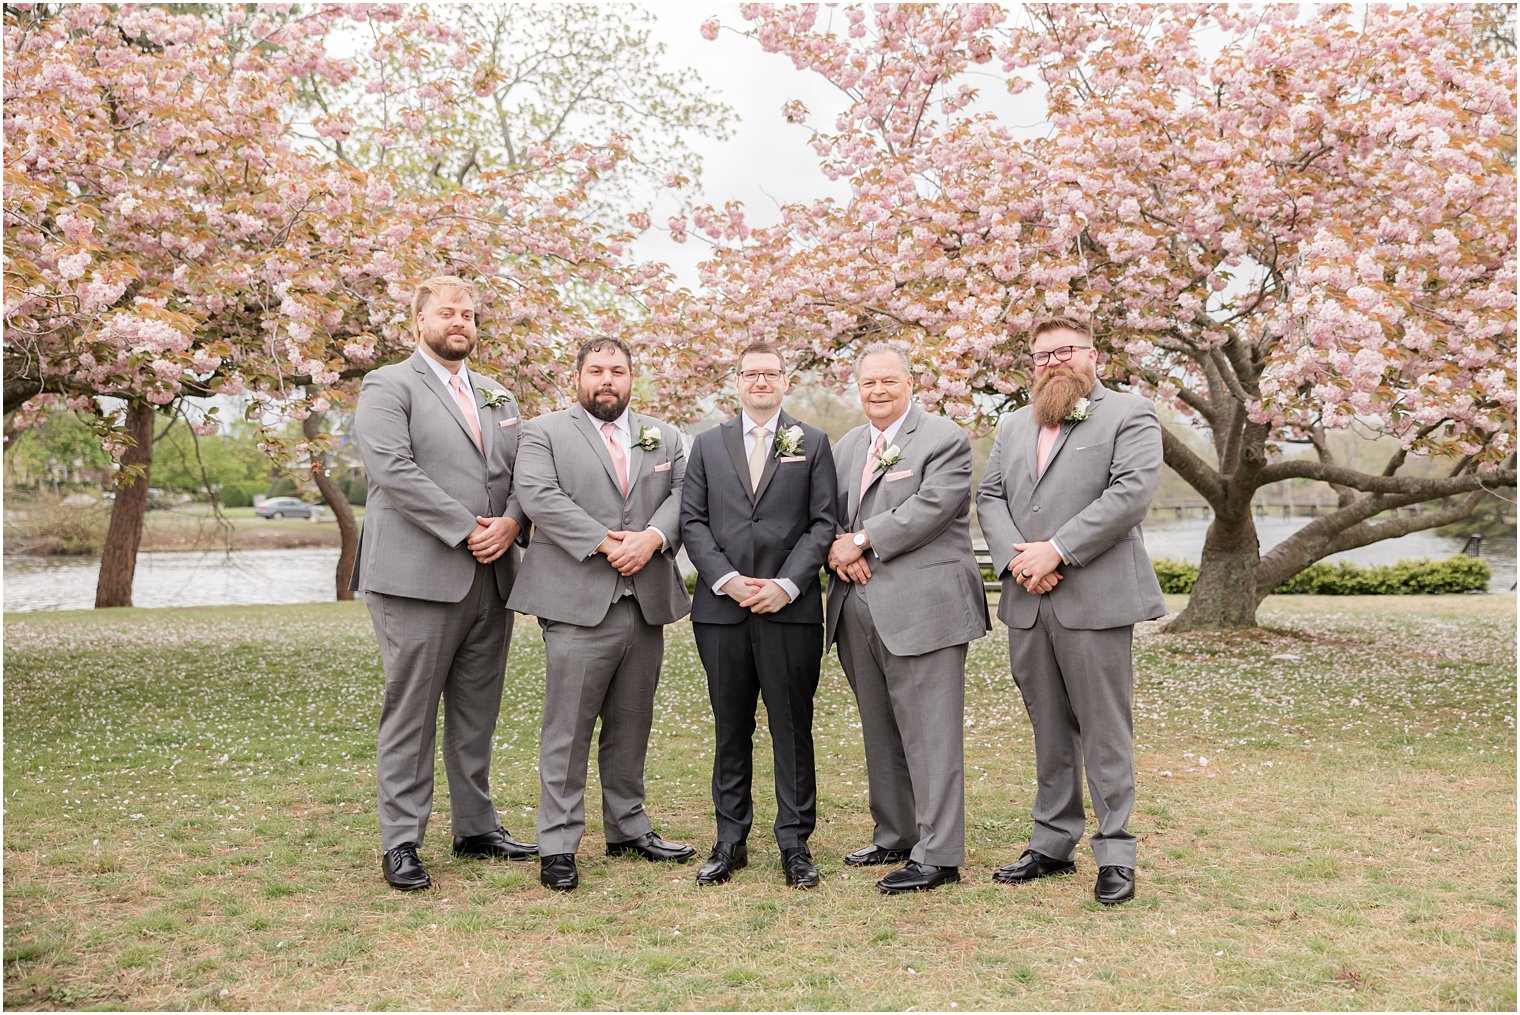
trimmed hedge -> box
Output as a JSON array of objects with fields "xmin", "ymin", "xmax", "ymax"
[
  {"xmin": 217, "ymin": 482, "xmax": 256, "ymax": 508},
  {"xmin": 1150, "ymin": 555, "xmax": 1492, "ymax": 595}
]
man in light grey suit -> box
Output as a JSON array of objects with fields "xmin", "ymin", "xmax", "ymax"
[
  {"xmin": 825, "ymin": 342, "xmax": 990, "ymax": 894},
  {"xmin": 508, "ymin": 336, "xmax": 695, "ymax": 891},
  {"xmin": 353, "ymin": 275, "xmax": 538, "ymax": 892},
  {"xmin": 976, "ymin": 315, "xmax": 1165, "ymax": 905}
]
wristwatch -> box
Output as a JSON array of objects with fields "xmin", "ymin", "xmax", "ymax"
[{"xmin": 852, "ymin": 531, "xmax": 867, "ymax": 549}]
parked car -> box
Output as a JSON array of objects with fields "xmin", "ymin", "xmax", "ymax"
[{"xmin": 254, "ymin": 497, "xmax": 314, "ymax": 520}]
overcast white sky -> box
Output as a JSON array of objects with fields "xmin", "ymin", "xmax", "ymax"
[
  {"xmin": 632, "ymin": 4, "xmax": 1052, "ymax": 284},
  {"xmin": 634, "ymin": 4, "xmax": 851, "ymax": 283}
]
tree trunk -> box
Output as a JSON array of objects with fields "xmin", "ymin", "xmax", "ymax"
[
  {"xmin": 303, "ymin": 413, "xmax": 358, "ymax": 600},
  {"xmin": 1166, "ymin": 508, "xmax": 1263, "ymax": 630},
  {"xmin": 94, "ymin": 402, "xmax": 154, "ymax": 609}
]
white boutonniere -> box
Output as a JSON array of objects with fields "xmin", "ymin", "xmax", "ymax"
[
  {"xmin": 773, "ymin": 424, "xmax": 805, "ymax": 458},
  {"xmin": 634, "ymin": 424, "xmax": 662, "ymax": 451},
  {"xmin": 479, "ymin": 387, "xmax": 511, "ymax": 409},
  {"xmin": 1064, "ymin": 397, "xmax": 1094, "ymax": 424},
  {"xmin": 873, "ymin": 443, "xmax": 902, "ymax": 474}
]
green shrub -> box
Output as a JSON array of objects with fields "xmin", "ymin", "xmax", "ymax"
[
  {"xmin": 1154, "ymin": 555, "xmax": 1490, "ymax": 596},
  {"xmin": 344, "ymin": 474, "xmax": 368, "ymax": 506},
  {"xmin": 218, "ymin": 482, "xmax": 255, "ymax": 508},
  {"xmin": 1151, "ymin": 557, "xmax": 1199, "ymax": 594}
]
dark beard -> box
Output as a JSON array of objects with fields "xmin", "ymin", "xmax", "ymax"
[
  {"xmin": 1031, "ymin": 369, "xmax": 1093, "ymax": 427},
  {"xmin": 424, "ymin": 330, "xmax": 473, "ymax": 362},
  {"xmin": 581, "ymin": 388, "xmax": 629, "ymax": 422}
]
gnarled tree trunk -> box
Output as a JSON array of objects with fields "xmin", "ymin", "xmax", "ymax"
[
  {"xmin": 94, "ymin": 402, "xmax": 155, "ymax": 608},
  {"xmin": 303, "ymin": 412, "xmax": 358, "ymax": 600}
]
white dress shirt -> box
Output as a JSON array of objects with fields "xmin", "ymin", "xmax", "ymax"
[
  {"xmin": 711, "ymin": 410, "xmax": 799, "ymax": 603},
  {"xmin": 596, "ymin": 407, "xmax": 668, "ymax": 549},
  {"xmin": 420, "ymin": 351, "xmax": 482, "ymax": 437}
]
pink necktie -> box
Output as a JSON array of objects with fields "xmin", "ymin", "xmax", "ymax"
[
  {"xmin": 601, "ymin": 421, "xmax": 629, "ymax": 495},
  {"xmin": 449, "ymin": 373, "xmax": 482, "ymax": 451},
  {"xmin": 1036, "ymin": 424, "xmax": 1061, "ymax": 474},
  {"xmin": 859, "ymin": 432, "xmax": 885, "ymax": 505}
]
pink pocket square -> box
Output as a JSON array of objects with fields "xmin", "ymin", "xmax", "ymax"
[
  {"xmin": 653, "ymin": 461, "xmax": 672, "ymax": 472},
  {"xmin": 498, "ymin": 417, "xmax": 518, "ymax": 427},
  {"xmin": 779, "ymin": 455, "xmax": 806, "ymax": 463},
  {"xmin": 884, "ymin": 469, "xmax": 913, "ymax": 482}
]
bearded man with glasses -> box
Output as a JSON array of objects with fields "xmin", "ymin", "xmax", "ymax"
[{"xmin": 976, "ymin": 316, "xmax": 1165, "ymax": 905}]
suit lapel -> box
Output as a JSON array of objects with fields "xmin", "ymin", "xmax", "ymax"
[
  {"xmin": 571, "ymin": 405, "xmax": 625, "ymax": 494},
  {"xmin": 751, "ymin": 411, "xmax": 788, "ymax": 505},
  {"xmin": 412, "ymin": 352, "xmax": 485, "ymax": 460},
  {"xmin": 625, "ymin": 414, "xmax": 647, "ymax": 496},
  {"xmin": 722, "ymin": 416, "xmax": 754, "ymax": 501},
  {"xmin": 858, "ymin": 403, "xmax": 920, "ymax": 511},
  {"xmin": 469, "ymin": 371, "xmax": 495, "ymax": 460},
  {"xmin": 1031, "ymin": 382, "xmax": 1106, "ymax": 491}
]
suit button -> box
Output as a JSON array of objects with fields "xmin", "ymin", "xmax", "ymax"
[{"xmin": 1032, "ymin": 505, "xmax": 1041, "ymax": 512}]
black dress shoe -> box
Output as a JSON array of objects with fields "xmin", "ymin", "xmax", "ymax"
[
  {"xmin": 781, "ymin": 847, "xmax": 820, "ymax": 889},
  {"xmin": 843, "ymin": 843, "xmax": 912, "ymax": 867},
  {"xmin": 605, "ymin": 830, "xmax": 696, "ymax": 863},
  {"xmin": 453, "ymin": 825, "xmax": 538, "ymax": 861},
  {"xmin": 1095, "ymin": 865, "xmax": 1135, "ymax": 905},
  {"xmin": 383, "ymin": 842, "xmax": 430, "ymax": 891},
  {"xmin": 695, "ymin": 841, "xmax": 748, "ymax": 886},
  {"xmin": 540, "ymin": 853, "xmax": 578, "ymax": 891},
  {"xmin": 877, "ymin": 860, "xmax": 960, "ymax": 894},
  {"xmin": 992, "ymin": 848, "xmax": 1076, "ymax": 884}
]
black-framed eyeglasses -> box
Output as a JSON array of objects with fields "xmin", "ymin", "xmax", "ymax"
[
  {"xmin": 736, "ymin": 370, "xmax": 784, "ymax": 383},
  {"xmin": 1032, "ymin": 345, "xmax": 1092, "ymax": 366}
]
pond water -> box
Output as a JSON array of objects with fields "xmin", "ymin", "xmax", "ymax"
[{"xmin": 3, "ymin": 516, "xmax": 1513, "ymax": 613}]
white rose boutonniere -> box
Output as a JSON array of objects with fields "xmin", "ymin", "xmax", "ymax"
[
  {"xmin": 773, "ymin": 424, "xmax": 806, "ymax": 458},
  {"xmin": 1064, "ymin": 397, "xmax": 1094, "ymax": 424},
  {"xmin": 479, "ymin": 387, "xmax": 511, "ymax": 409},
  {"xmin": 873, "ymin": 444, "xmax": 902, "ymax": 474},
  {"xmin": 634, "ymin": 424, "xmax": 662, "ymax": 451}
]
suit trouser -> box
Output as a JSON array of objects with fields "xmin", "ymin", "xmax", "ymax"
[
  {"xmin": 368, "ymin": 564, "xmax": 512, "ymax": 850},
  {"xmin": 837, "ymin": 589, "xmax": 966, "ymax": 866},
  {"xmin": 1007, "ymin": 594, "xmax": 1137, "ymax": 867},
  {"xmin": 694, "ymin": 616, "xmax": 823, "ymax": 850},
  {"xmin": 536, "ymin": 597, "xmax": 662, "ymax": 856}
]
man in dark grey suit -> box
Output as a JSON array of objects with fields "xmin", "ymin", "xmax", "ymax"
[
  {"xmin": 976, "ymin": 315, "xmax": 1165, "ymax": 905},
  {"xmin": 680, "ymin": 341, "xmax": 838, "ymax": 889},
  {"xmin": 353, "ymin": 275, "xmax": 537, "ymax": 892},
  {"xmin": 825, "ymin": 342, "xmax": 990, "ymax": 894},
  {"xmin": 508, "ymin": 337, "xmax": 694, "ymax": 891}
]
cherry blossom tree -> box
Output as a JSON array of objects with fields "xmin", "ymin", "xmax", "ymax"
[
  {"xmin": 678, "ymin": 3, "xmax": 1517, "ymax": 629},
  {"xmin": 4, "ymin": 3, "xmax": 679, "ymax": 606}
]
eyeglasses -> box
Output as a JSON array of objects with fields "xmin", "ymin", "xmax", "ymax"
[
  {"xmin": 737, "ymin": 370, "xmax": 784, "ymax": 383},
  {"xmin": 1031, "ymin": 345, "xmax": 1092, "ymax": 366}
]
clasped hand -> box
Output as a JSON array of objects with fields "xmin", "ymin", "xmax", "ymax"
[
  {"xmin": 827, "ymin": 532, "xmax": 871, "ymax": 584},
  {"xmin": 599, "ymin": 528, "xmax": 663, "ymax": 576},
  {"xmin": 721, "ymin": 575, "xmax": 789, "ymax": 614},
  {"xmin": 467, "ymin": 516, "xmax": 521, "ymax": 564},
  {"xmin": 1007, "ymin": 540, "xmax": 1063, "ymax": 595}
]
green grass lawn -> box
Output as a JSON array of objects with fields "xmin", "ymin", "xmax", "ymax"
[{"xmin": 3, "ymin": 595, "xmax": 1514, "ymax": 1010}]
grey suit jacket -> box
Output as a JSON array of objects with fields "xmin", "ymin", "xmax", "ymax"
[
  {"xmin": 824, "ymin": 403, "xmax": 990, "ymax": 657},
  {"xmin": 351, "ymin": 350, "xmax": 529, "ymax": 602},
  {"xmin": 976, "ymin": 381, "xmax": 1166, "ymax": 631},
  {"xmin": 507, "ymin": 404, "xmax": 690, "ymax": 627}
]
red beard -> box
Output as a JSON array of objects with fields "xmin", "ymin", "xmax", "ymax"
[{"xmin": 1031, "ymin": 368, "xmax": 1094, "ymax": 427}]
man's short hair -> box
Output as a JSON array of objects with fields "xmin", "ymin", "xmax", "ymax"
[
  {"xmin": 854, "ymin": 340, "xmax": 912, "ymax": 375},
  {"xmin": 575, "ymin": 336, "xmax": 634, "ymax": 372},
  {"xmin": 735, "ymin": 340, "xmax": 786, "ymax": 374},
  {"xmin": 411, "ymin": 275, "xmax": 475, "ymax": 332},
  {"xmin": 1030, "ymin": 316, "xmax": 1093, "ymax": 342}
]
